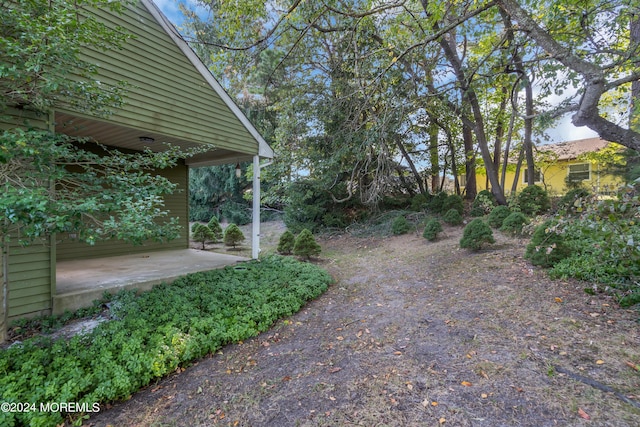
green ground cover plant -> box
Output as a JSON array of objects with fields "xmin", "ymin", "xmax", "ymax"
[{"xmin": 0, "ymin": 256, "xmax": 331, "ymax": 427}]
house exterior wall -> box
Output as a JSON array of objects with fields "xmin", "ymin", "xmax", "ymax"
[
  {"xmin": 56, "ymin": 161, "xmax": 189, "ymax": 261},
  {"xmin": 60, "ymin": 1, "xmax": 259, "ymax": 156},
  {"xmin": 1, "ymin": 108, "xmax": 55, "ymax": 320},
  {"xmin": 472, "ymin": 160, "xmax": 624, "ymax": 196}
]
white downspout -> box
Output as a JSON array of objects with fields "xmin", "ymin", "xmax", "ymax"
[{"xmin": 251, "ymin": 157, "xmax": 273, "ymax": 259}]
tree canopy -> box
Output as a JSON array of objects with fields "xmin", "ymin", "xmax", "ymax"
[{"xmin": 179, "ymin": 0, "xmax": 639, "ymax": 206}]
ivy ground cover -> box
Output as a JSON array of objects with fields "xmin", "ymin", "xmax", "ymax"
[{"xmin": 0, "ymin": 255, "xmax": 332, "ymax": 427}]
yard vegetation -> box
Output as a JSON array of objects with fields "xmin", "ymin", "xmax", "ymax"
[{"xmin": 0, "ymin": 256, "xmax": 331, "ymax": 427}]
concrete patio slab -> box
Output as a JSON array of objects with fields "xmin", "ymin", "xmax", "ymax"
[{"xmin": 54, "ymin": 249, "xmax": 248, "ymax": 315}]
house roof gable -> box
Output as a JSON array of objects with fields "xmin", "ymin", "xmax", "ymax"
[{"xmin": 536, "ymin": 137, "xmax": 612, "ymax": 161}]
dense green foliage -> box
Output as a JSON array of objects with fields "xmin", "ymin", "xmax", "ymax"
[
  {"xmin": 525, "ymin": 220, "xmax": 572, "ymax": 268},
  {"xmin": 470, "ymin": 190, "xmax": 497, "ymax": 217},
  {"xmin": 189, "ymin": 164, "xmax": 252, "ymax": 224},
  {"xmin": 223, "ymin": 223, "xmax": 245, "ymax": 248},
  {"xmin": 0, "ymin": 256, "xmax": 331, "ymax": 427},
  {"xmin": 428, "ymin": 192, "xmax": 449, "ymax": 214},
  {"xmin": 442, "ymin": 194, "xmax": 464, "ymax": 216},
  {"xmin": 515, "ymin": 185, "xmax": 551, "ymax": 216},
  {"xmin": 391, "ymin": 215, "xmax": 411, "ymax": 235},
  {"xmin": 541, "ymin": 187, "xmax": 640, "ymax": 306},
  {"xmin": 487, "ymin": 205, "xmax": 512, "ymax": 228},
  {"xmin": 443, "ymin": 208, "xmax": 463, "ymax": 226},
  {"xmin": 207, "ymin": 216, "xmax": 223, "ymax": 243},
  {"xmin": 422, "ymin": 219, "xmax": 443, "ymax": 241},
  {"xmin": 556, "ymin": 188, "xmax": 591, "ymax": 215},
  {"xmin": 293, "ymin": 229, "xmax": 321, "ymax": 260},
  {"xmin": 460, "ymin": 219, "xmax": 495, "ymax": 251},
  {"xmin": 500, "ymin": 212, "xmax": 529, "ymax": 236},
  {"xmin": 277, "ymin": 230, "xmax": 296, "ymax": 255},
  {"xmin": 191, "ymin": 223, "xmax": 215, "ymax": 250}
]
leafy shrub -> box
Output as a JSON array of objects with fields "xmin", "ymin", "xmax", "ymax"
[
  {"xmin": 391, "ymin": 215, "xmax": 411, "ymax": 235},
  {"xmin": 428, "ymin": 192, "xmax": 448, "ymax": 214},
  {"xmin": 524, "ymin": 220, "xmax": 572, "ymax": 267},
  {"xmin": 223, "ymin": 223, "xmax": 245, "ymax": 248},
  {"xmin": 487, "ymin": 205, "xmax": 511, "ymax": 228},
  {"xmin": 191, "ymin": 223, "xmax": 215, "ymax": 250},
  {"xmin": 423, "ymin": 219, "xmax": 443, "ymax": 241},
  {"xmin": 443, "ymin": 208, "xmax": 463, "ymax": 225},
  {"xmin": 516, "ymin": 185, "xmax": 551, "ymax": 216},
  {"xmin": 557, "ymin": 188, "xmax": 591, "ymax": 215},
  {"xmin": 277, "ymin": 230, "xmax": 296, "ymax": 255},
  {"xmin": 293, "ymin": 228, "xmax": 321, "ymax": 260},
  {"xmin": 471, "ymin": 190, "xmax": 497, "ymax": 217},
  {"xmin": 500, "ymin": 212, "xmax": 529, "ymax": 236},
  {"xmin": 283, "ymin": 180, "xmax": 329, "ymax": 233},
  {"xmin": 442, "ymin": 194, "xmax": 464, "ymax": 215},
  {"xmin": 460, "ymin": 219, "xmax": 495, "ymax": 250},
  {"xmin": 207, "ymin": 216, "xmax": 223, "ymax": 242},
  {"xmin": 0, "ymin": 257, "xmax": 331, "ymax": 427},
  {"xmin": 221, "ymin": 200, "xmax": 251, "ymax": 226}
]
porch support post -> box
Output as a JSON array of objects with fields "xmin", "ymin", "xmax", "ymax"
[{"xmin": 252, "ymin": 155, "xmax": 260, "ymax": 259}]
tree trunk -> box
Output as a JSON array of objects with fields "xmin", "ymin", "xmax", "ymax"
[
  {"xmin": 498, "ymin": 0, "xmax": 640, "ymax": 152},
  {"xmin": 428, "ymin": 122, "xmax": 440, "ymax": 194},
  {"xmin": 462, "ymin": 120, "xmax": 477, "ymax": 200},
  {"xmin": 394, "ymin": 136, "xmax": 426, "ymax": 195},
  {"xmin": 631, "ymin": 13, "xmax": 640, "ymax": 131}
]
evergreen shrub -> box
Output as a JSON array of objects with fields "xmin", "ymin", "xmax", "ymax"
[
  {"xmin": 423, "ymin": 219, "xmax": 443, "ymax": 241},
  {"xmin": 207, "ymin": 216, "xmax": 223, "ymax": 242},
  {"xmin": 516, "ymin": 185, "xmax": 551, "ymax": 216},
  {"xmin": 223, "ymin": 223, "xmax": 245, "ymax": 248},
  {"xmin": 428, "ymin": 192, "xmax": 448, "ymax": 214},
  {"xmin": 460, "ymin": 219, "xmax": 495, "ymax": 250},
  {"xmin": 442, "ymin": 194, "xmax": 464, "ymax": 215},
  {"xmin": 500, "ymin": 212, "xmax": 529, "ymax": 236},
  {"xmin": 487, "ymin": 205, "xmax": 511, "ymax": 228},
  {"xmin": 293, "ymin": 229, "xmax": 321, "ymax": 259},
  {"xmin": 391, "ymin": 215, "xmax": 411, "ymax": 235},
  {"xmin": 192, "ymin": 223, "xmax": 215, "ymax": 250},
  {"xmin": 443, "ymin": 208, "xmax": 463, "ymax": 225},
  {"xmin": 277, "ymin": 230, "xmax": 296, "ymax": 255}
]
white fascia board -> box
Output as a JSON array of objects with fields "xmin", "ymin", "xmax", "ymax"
[{"xmin": 141, "ymin": 0, "xmax": 274, "ymax": 159}]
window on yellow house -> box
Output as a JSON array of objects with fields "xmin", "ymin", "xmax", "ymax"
[
  {"xmin": 568, "ymin": 163, "xmax": 591, "ymax": 182},
  {"xmin": 522, "ymin": 169, "xmax": 543, "ymax": 184}
]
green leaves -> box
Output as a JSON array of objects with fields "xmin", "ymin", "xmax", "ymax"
[{"xmin": 0, "ymin": 256, "xmax": 331, "ymax": 426}]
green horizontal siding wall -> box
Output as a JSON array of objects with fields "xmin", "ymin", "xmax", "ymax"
[
  {"xmin": 7, "ymin": 239, "xmax": 52, "ymax": 318},
  {"xmin": 56, "ymin": 162, "xmax": 189, "ymax": 261},
  {"xmin": 2, "ymin": 109, "xmax": 54, "ymax": 319},
  {"xmin": 61, "ymin": 1, "xmax": 258, "ymax": 155}
]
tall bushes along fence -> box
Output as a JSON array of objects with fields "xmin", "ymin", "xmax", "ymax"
[{"xmin": 0, "ymin": 256, "xmax": 332, "ymax": 427}]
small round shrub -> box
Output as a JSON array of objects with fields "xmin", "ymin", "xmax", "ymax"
[
  {"xmin": 500, "ymin": 212, "xmax": 529, "ymax": 236},
  {"xmin": 277, "ymin": 230, "xmax": 296, "ymax": 255},
  {"xmin": 460, "ymin": 219, "xmax": 495, "ymax": 251},
  {"xmin": 391, "ymin": 215, "xmax": 411, "ymax": 235},
  {"xmin": 516, "ymin": 185, "xmax": 551, "ymax": 216},
  {"xmin": 428, "ymin": 192, "xmax": 448, "ymax": 214},
  {"xmin": 442, "ymin": 194, "xmax": 464, "ymax": 215},
  {"xmin": 524, "ymin": 220, "xmax": 572, "ymax": 267},
  {"xmin": 423, "ymin": 219, "xmax": 443, "ymax": 241},
  {"xmin": 223, "ymin": 223, "xmax": 245, "ymax": 248},
  {"xmin": 207, "ymin": 216, "xmax": 223, "ymax": 242},
  {"xmin": 443, "ymin": 208, "xmax": 463, "ymax": 225},
  {"xmin": 293, "ymin": 228, "xmax": 321, "ymax": 259},
  {"xmin": 487, "ymin": 205, "xmax": 511, "ymax": 228}
]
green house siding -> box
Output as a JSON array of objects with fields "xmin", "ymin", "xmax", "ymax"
[
  {"xmin": 56, "ymin": 161, "xmax": 189, "ymax": 261},
  {"xmin": 59, "ymin": 1, "xmax": 258, "ymax": 155},
  {"xmin": 7, "ymin": 239, "xmax": 52, "ymax": 319}
]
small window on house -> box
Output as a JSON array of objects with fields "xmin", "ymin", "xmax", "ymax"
[
  {"xmin": 523, "ymin": 169, "xmax": 543, "ymax": 184},
  {"xmin": 568, "ymin": 163, "xmax": 590, "ymax": 182}
]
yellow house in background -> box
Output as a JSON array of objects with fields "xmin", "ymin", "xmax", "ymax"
[{"xmin": 471, "ymin": 137, "xmax": 626, "ymax": 197}]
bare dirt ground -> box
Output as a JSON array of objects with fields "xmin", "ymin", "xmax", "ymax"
[{"xmin": 87, "ymin": 223, "xmax": 640, "ymax": 427}]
